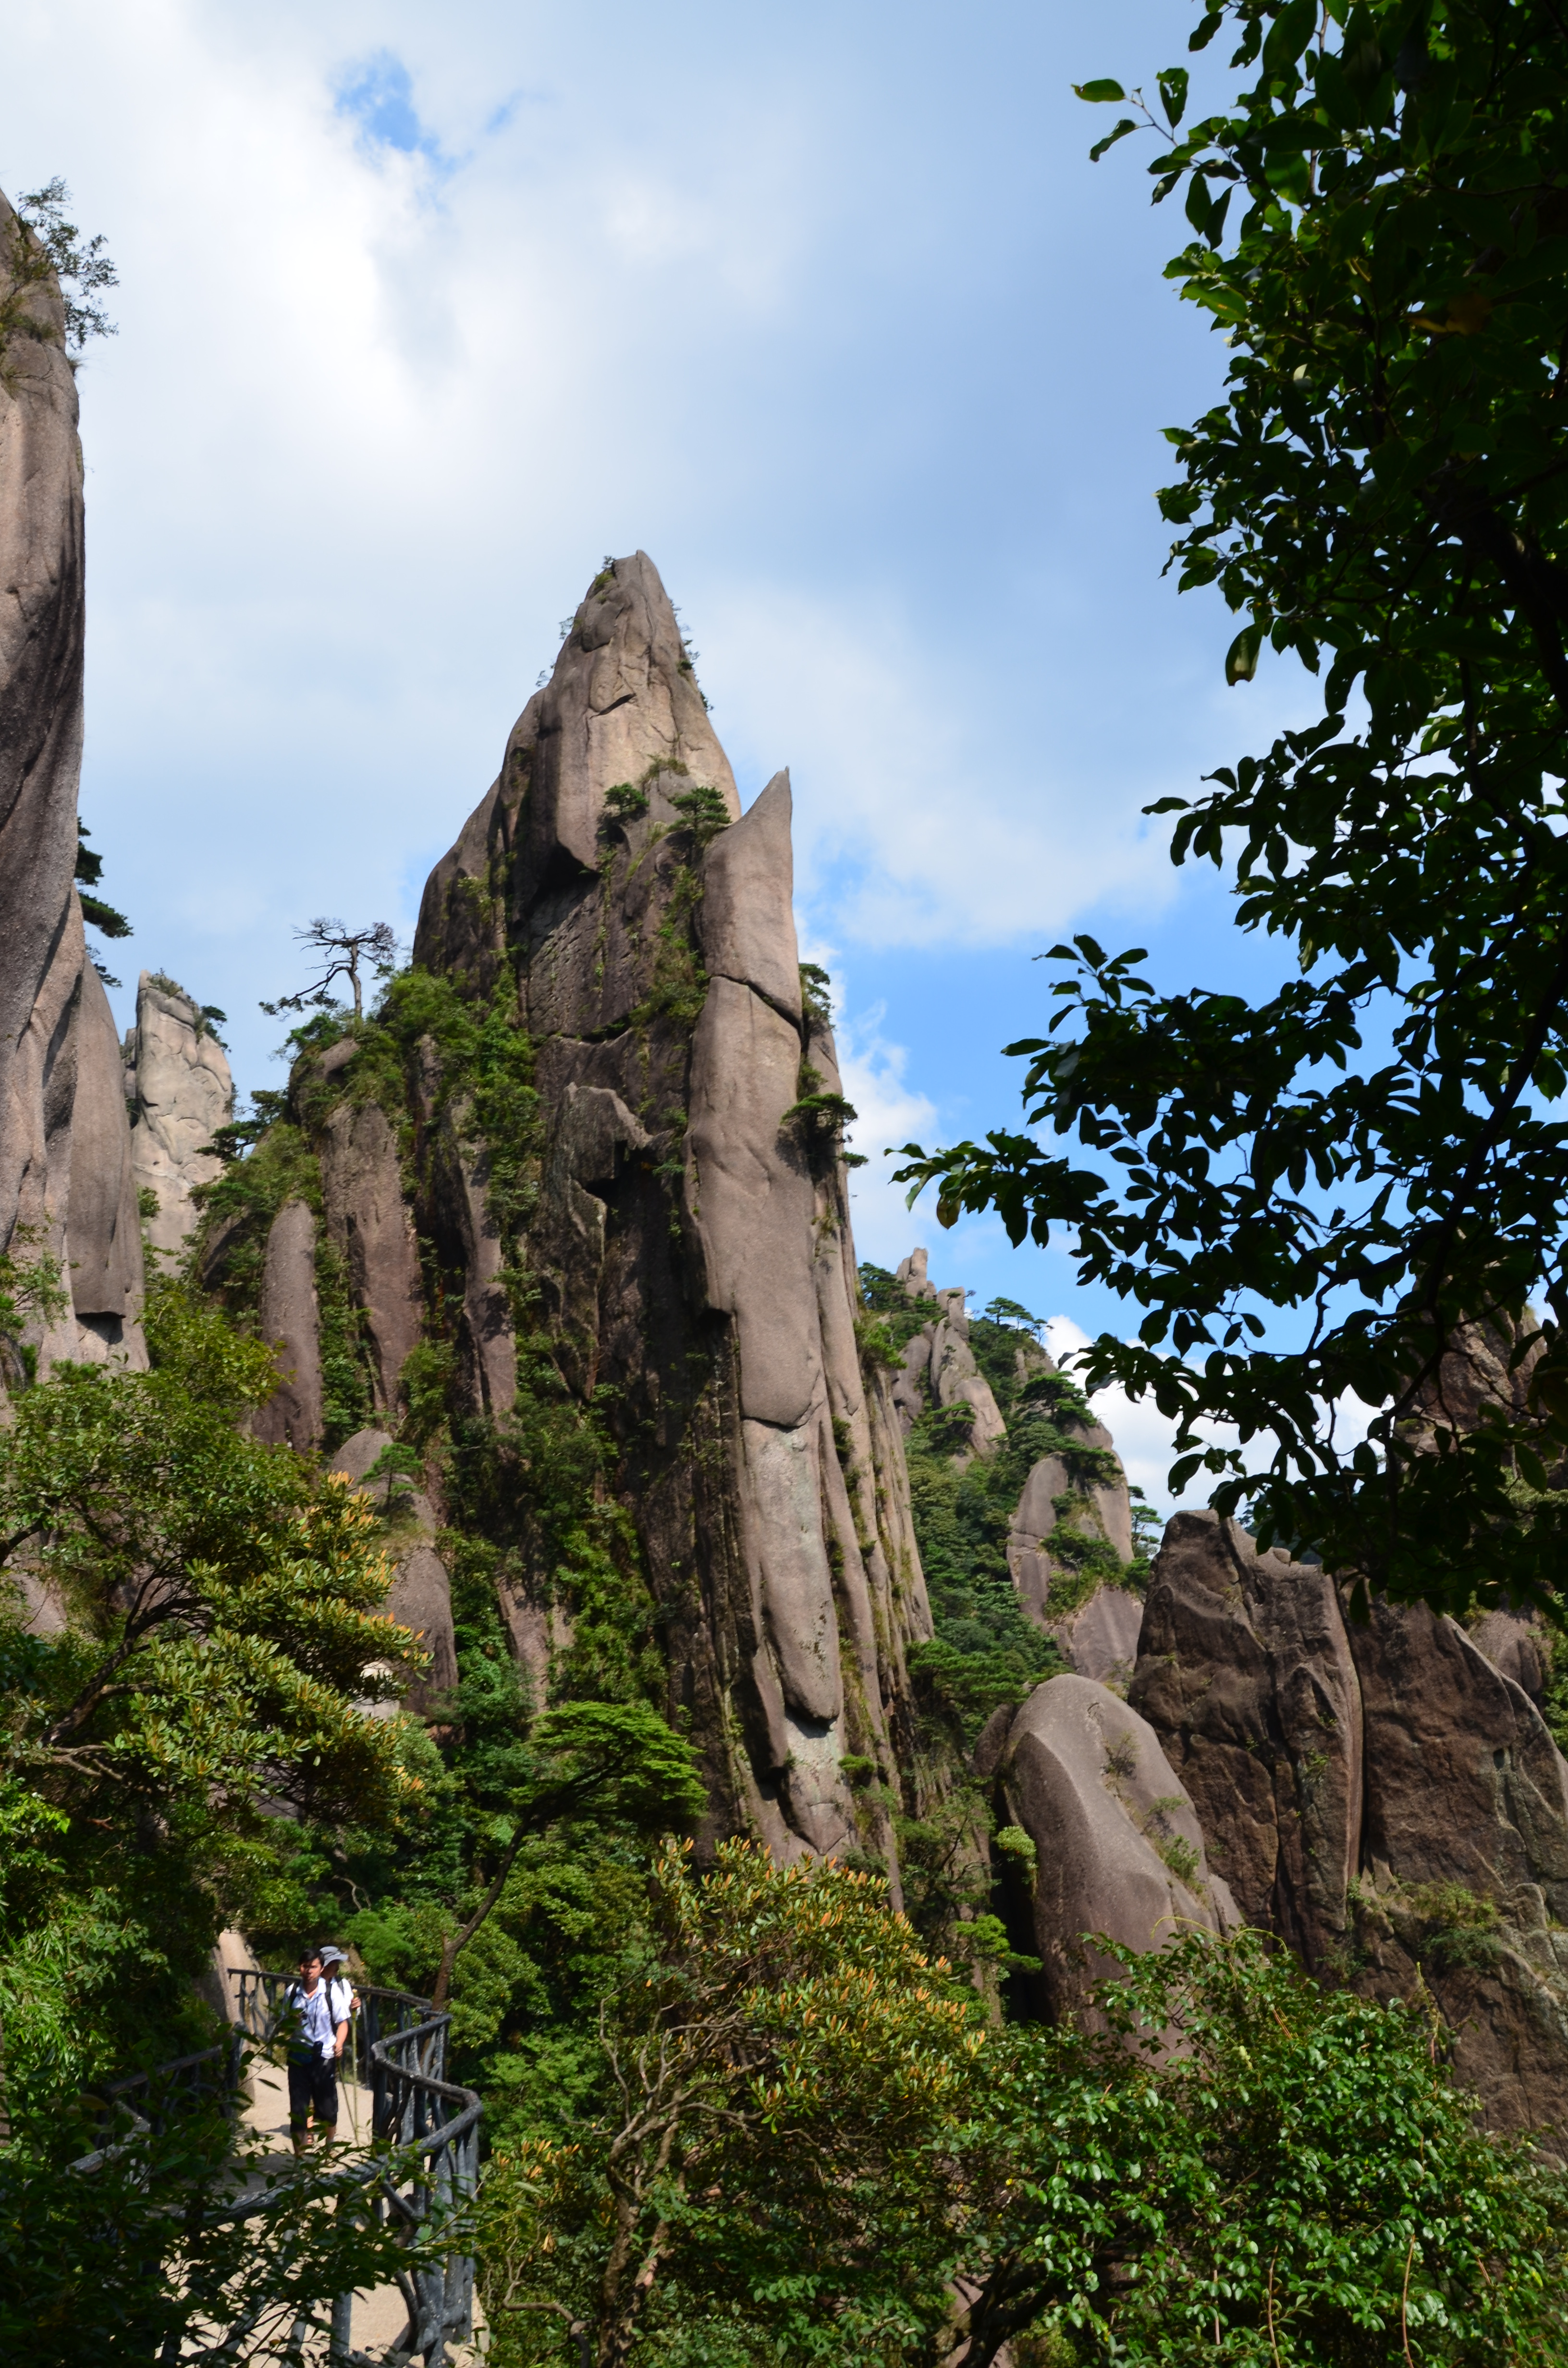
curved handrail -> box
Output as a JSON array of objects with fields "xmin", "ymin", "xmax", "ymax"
[
  {"xmin": 232, "ymin": 1969, "xmax": 482, "ymax": 2363},
  {"xmin": 71, "ymin": 1968, "xmax": 482, "ymax": 2365}
]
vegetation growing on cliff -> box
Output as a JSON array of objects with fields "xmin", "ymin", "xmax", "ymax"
[{"xmin": 858, "ymin": 1266, "xmax": 1144, "ymax": 1749}]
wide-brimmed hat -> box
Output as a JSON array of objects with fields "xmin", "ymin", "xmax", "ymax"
[{"xmin": 318, "ymin": 1946, "xmax": 348, "ymax": 1968}]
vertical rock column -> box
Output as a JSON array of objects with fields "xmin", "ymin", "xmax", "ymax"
[
  {"xmin": 126, "ymin": 972, "xmax": 233, "ymax": 1264},
  {"xmin": 411, "ymin": 554, "xmax": 937, "ymax": 1865},
  {"xmin": 0, "ymin": 190, "xmax": 145, "ymax": 1372}
]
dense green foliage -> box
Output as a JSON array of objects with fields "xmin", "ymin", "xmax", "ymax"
[
  {"xmin": 478, "ymin": 1842, "xmax": 987, "ymax": 2368},
  {"xmin": 478, "ymin": 1850, "xmax": 1568, "ymax": 2367},
  {"xmin": 0, "ymin": 1286, "xmax": 416, "ymax": 2134},
  {"xmin": 895, "ymin": 0, "xmax": 1568, "ymax": 1612}
]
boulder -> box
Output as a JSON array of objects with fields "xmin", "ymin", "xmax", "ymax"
[
  {"xmin": 251, "ymin": 1200, "xmax": 323, "ymax": 1450},
  {"xmin": 127, "ymin": 973, "xmax": 233, "ymax": 1263},
  {"xmin": 1130, "ymin": 1511, "xmax": 1363, "ymax": 1967},
  {"xmin": 388, "ymin": 1543, "xmax": 459, "ymax": 1712},
  {"xmin": 1052, "ymin": 1585, "xmax": 1144, "ymax": 1686},
  {"xmin": 318, "ymin": 1097, "xmax": 423, "ymax": 1416},
  {"xmin": 996, "ymin": 1673, "xmax": 1233, "ymax": 2019},
  {"xmin": 330, "ymin": 1427, "xmax": 395, "ymax": 1490}
]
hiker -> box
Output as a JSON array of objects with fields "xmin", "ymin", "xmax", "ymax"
[
  {"xmin": 282, "ymin": 1944, "xmax": 348, "ymax": 2154},
  {"xmin": 319, "ymin": 1945, "xmax": 359, "ymax": 2077}
]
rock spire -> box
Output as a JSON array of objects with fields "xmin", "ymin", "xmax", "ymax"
[{"xmin": 0, "ymin": 189, "xmax": 145, "ymax": 1374}]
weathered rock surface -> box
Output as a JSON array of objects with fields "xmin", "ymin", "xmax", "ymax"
[
  {"xmin": 1130, "ymin": 1511, "xmax": 1364, "ymax": 1968},
  {"xmin": 200, "ymin": 554, "xmax": 937, "ymax": 1868},
  {"xmin": 1130, "ymin": 1508, "xmax": 1568, "ymax": 2129},
  {"xmin": 1350, "ymin": 1594, "xmax": 1568, "ymax": 1910},
  {"xmin": 1050, "ymin": 1585, "xmax": 1144, "ymax": 1686},
  {"xmin": 699, "ymin": 771, "xmax": 801, "ymax": 1021},
  {"xmin": 331, "ymin": 1425, "xmax": 458, "ymax": 1714},
  {"xmin": 319, "ymin": 1097, "xmax": 422, "ymax": 1417},
  {"xmin": 252, "ymin": 1201, "xmax": 322, "ymax": 1450},
  {"xmin": 126, "ymin": 972, "xmax": 233, "ymax": 1263},
  {"xmin": 993, "ymin": 1673, "xmax": 1234, "ymax": 2020},
  {"xmin": 66, "ymin": 959, "xmax": 146, "ymax": 1361},
  {"xmin": 0, "ymin": 196, "xmax": 86, "ymax": 1294},
  {"xmin": 1470, "ymin": 1609, "xmax": 1547, "ymax": 1703}
]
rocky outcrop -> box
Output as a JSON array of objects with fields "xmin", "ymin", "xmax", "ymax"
[
  {"xmin": 1130, "ymin": 1508, "xmax": 1568, "ymax": 2129},
  {"xmin": 888, "ymin": 1254, "xmax": 1006, "ymax": 1456},
  {"xmin": 331, "ymin": 1427, "xmax": 458, "ymax": 1714},
  {"xmin": 1048, "ymin": 1585, "xmax": 1144, "ymax": 1687},
  {"xmin": 0, "ymin": 196, "xmax": 85, "ymax": 1280},
  {"xmin": 252, "ymin": 1201, "xmax": 322, "ymax": 1450},
  {"xmin": 986, "ymin": 1673, "xmax": 1235, "ymax": 2021},
  {"xmin": 202, "ymin": 554, "xmax": 934, "ymax": 1869},
  {"xmin": 125, "ymin": 972, "xmax": 233, "ymax": 1264},
  {"xmin": 0, "ymin": 195, "xmax": 146, "ymax": 1374},
  {"xmin": 1008, "ymin": 1428, "xmax": 1135, "ymax": 1625},
  {"xmin": 1130, "ymin": 1513, "xmax": 1363, "ymax": 1968},
  {"xmin": 318, "ymin": 1097, "xmax": 422, "ymax": 1418}
]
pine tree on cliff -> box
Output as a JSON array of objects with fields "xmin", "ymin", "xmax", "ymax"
[{"xmin": 261, "ymin": 917, "xmax": 399, "ymax": 1023}]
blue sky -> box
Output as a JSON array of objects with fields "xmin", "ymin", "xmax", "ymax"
[{"xmin": 1, "ymin": 0, "xmax": 1321, "ymax": 1502}]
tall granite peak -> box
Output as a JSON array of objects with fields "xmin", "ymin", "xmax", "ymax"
[
  {"xmin": 0, "ymin": 191, "xmax": 145, "ymax": 1375},
  {"xmin": 207, "ymin": 556, "xmax": 936, "ymax": 1869},
  {"xmin": 415, "ymin": 551, "xmax": 740, "ymax": 993}
]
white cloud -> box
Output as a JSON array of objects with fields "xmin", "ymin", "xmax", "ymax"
[{"xmin": 710, "ymin": 582, "xmax": 1183, "ymax": 948}]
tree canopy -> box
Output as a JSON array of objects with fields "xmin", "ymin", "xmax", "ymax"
[
  {"xmin": 896, "ymin": 0, "xmax": 1568, "ymax": 1610},
  {"xmin": 478, "ymin": 1848, "xmax": 1568, "ymax": 2366},
  {"xmin": 0, "ymin": 1287, "xmax": 417, "ymax": 2130}
]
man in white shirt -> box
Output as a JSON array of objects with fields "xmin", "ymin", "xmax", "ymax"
[{"xmin": 282, "ymin": 1946, "xmax": 349, "ymax": 2154}]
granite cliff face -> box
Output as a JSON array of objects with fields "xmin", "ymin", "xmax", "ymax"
[
  {"xmin": 0, "ymin": 192, "xmax": 144, "ymax": 1375},
  {"xmin": 1130, "ymin": 1510, "xmax": 1568, "ymax": 2130},
  {"xmin": 204, "ymin": 554, "xmax": 934, "ymax": 1869}
]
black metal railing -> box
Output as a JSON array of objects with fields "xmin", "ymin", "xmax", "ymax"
[
  {"xmin": 232, "ymin": 1969, "xmax": 481, "ymax": 2361},
  {"xmin": 70, "ymin": 1970, "xmax": 481, "ymax": 2365}
]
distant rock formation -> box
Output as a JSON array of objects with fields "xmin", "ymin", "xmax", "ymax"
[
  {"xmin": 889, "ymin": 1250, "xmax": 1007, "ymax": 1457},
  {"xmin": 124, "ymin": 971, "xmax": 233, "ymax": 1263},
  {"xmin": 0, "ymin": 190, "xmax": 145, "ymax": 1374}
]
